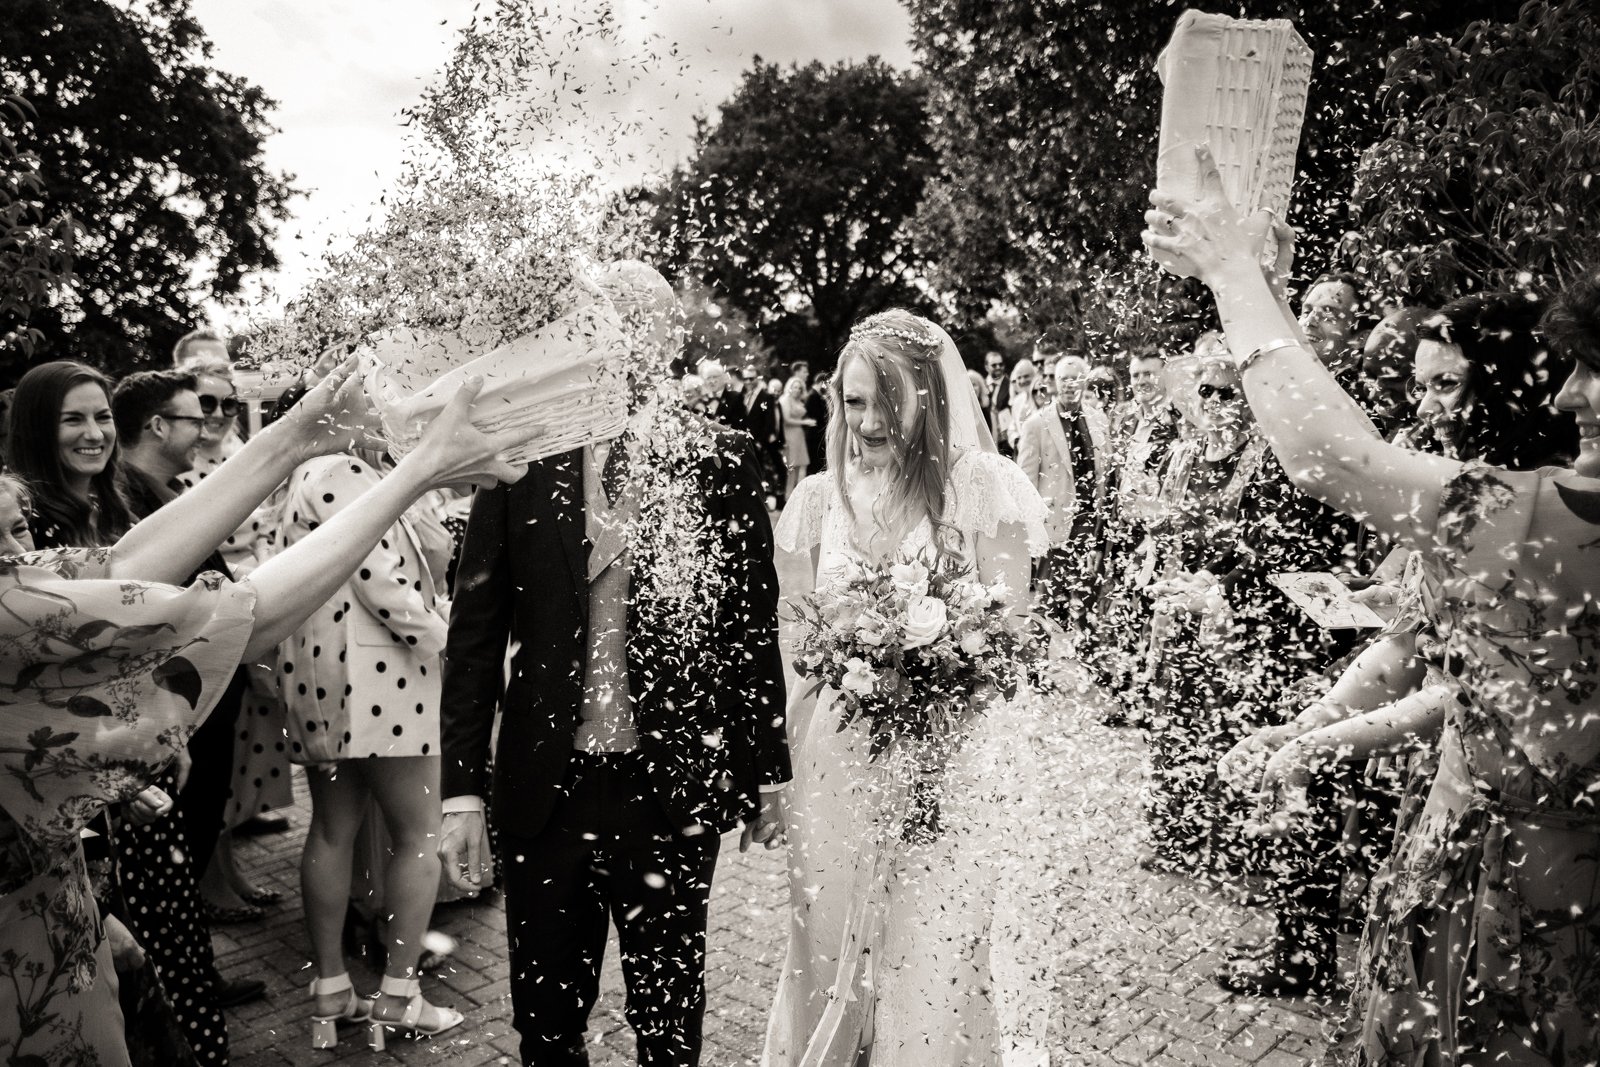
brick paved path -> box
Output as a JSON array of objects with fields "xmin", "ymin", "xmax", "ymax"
[
  {"xmin": 225, "ymin": 550, "xmax": 1344, "ymax": 1065},
  {"xmin": 224, "ymin": 705, "xmax": 1344, "ymax": 1067}
]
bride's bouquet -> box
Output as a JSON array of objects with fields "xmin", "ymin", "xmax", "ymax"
[{"xmin": 790, "ymin": 553, "xmax": 1041, "ymax": 842}]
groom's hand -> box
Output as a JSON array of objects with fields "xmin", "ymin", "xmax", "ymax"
[
  {"xmin": 439, "ymin": 810, "xmax": 493, "ymax": 890},
  {"xmin": 739, "ymin": 787, "xmax": 788, "ymax": 853}
]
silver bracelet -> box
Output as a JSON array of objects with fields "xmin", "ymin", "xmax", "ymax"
[{"xmin": 1238, "ymin": 337, "xmax": 1305, "ymax": 374}]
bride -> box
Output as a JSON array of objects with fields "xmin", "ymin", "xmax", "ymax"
[{"xmin": 763, "ymin": 310, "xmax": 1050, "ymax": 1066}]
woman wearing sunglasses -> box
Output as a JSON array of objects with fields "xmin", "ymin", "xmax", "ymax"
[
  {"xmin": 1141, "ymin": 348, "xmax": 1362, "ymax": 880},
  {"xmin": 176, "ymin": 355, "xmax": 247, "ymax": 485}
]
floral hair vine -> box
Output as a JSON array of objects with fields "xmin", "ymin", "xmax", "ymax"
[{"xmin": 848, "ymin": 322, "xmax": 944, "ymax": 364}]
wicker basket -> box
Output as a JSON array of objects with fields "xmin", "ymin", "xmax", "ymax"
[
  {"xmin": 1156, "ymin": 10, "xmax": 1312, "ymax": 222},
  {"xmin": 360, "ymin": 276, "xmax": 631, "ymax": 466}
]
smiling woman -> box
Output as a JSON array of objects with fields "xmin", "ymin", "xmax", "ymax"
[{"xmin": 7, "ymin": 361, "xmax": 135, "ymax": 549}]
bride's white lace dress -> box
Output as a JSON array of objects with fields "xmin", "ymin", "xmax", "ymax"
[{"xmin": 763, "ymin": 450, "xmax": 1051, "ymax": 1067}]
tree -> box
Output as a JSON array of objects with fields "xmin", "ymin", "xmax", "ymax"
[
  {"xmin": 1345, "ymin": 1, "xmax": 1600, "ymax": 306},
  {"xmin": 0, "ymin": 96, "xmax": 80, "ymax": 361},
  {"xmin": 656, "ymin": 57, "xmax": 938, "ymax": 369},
  {"xmin": 904, "ymin": 0, "xmax": 1520, "ymax": 336},
  {"xmin": 0, "ymin": 0, "xmax": 295, "ymax": 381}
]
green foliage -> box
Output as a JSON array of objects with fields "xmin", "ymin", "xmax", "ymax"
[
  {"xmin": 1346, "ymin": 1, "xmax": 1600, "ymax": 306},
  {"xmin": 0, "ymin": 0, "xmax": 295, "ymax": 382},
  {"xmin": 655, "ymin": 57, "xmax": 938, "ymax": 370},
  {"xmin": 0, "ymin": 96, "xmax": 80, "ymax": 362},
  {"xmin": 904, "ymin": 0, "xmax": 1519, "ymax": 338}
]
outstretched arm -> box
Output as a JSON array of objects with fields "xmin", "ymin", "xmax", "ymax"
[
  {"xmin": 241, "ymin": 379, "xmax": 533, "ymax": 660},
  {"xmin": 109, "ymin": 360, "xmax": 376, "ymax": 584},
  {"xmin": 1251, "ymin": 684, "xmax": 1450, "ymax": 835},
  {"xmin": 1143, "ymin": 147, "xmax": 1460, "ymax": 549},
  {"xmin": 1219, "ymin": 630, "xmax": 1428, "ymax": 788}
]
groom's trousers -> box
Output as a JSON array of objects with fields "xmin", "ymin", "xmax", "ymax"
[{"xmin": 501, "ymin": 750, "xmax": 721, "ymax": 1066}]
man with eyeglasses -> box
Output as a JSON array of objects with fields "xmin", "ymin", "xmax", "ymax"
[
  {"xmin": 114, "ymin": 371, "xmax": 206, "ymax": 489},
  {"xmin": 110, "ymin": 370, "xmax": 268, "ymax": 1021}
]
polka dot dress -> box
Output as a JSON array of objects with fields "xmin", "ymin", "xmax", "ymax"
[
  {"xmin": 277, "ymin": 456, "xmax": 449, "ymax": 764},
  {"xmin": 224, "ymin": 667, "xmax": 293, "ymax": 827},
  {"xmin": 113, "ymin": 768, "xmax": 229, "ymax": 1065}
]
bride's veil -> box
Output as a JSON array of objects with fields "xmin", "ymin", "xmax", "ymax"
[{"xmin": 925, "ymin": 322, "xmax": 998, "ymax": 457}]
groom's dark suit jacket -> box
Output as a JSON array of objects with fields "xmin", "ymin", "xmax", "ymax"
[{"xmin": 440, "ymin": 428, "xmax": 790, "ymax": 840}]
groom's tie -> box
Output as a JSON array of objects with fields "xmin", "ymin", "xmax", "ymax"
[
  {"xmin": 589, "ymin": 437, "xmax": 632, "ymax": 581},
  {"xmin": 601, "ymin": 435, "xmax": 629, "ymax": 507}
]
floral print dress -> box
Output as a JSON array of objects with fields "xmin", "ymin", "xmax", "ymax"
[
  {"xmin": 1353, "ymin": 465, "xmax": 1600, "ymax": 1065},
  {"xmin": 0, "ymin": 549, "xmax": 256, "ymax": 1067}
]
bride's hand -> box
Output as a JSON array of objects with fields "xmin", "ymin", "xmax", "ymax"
[
  {"xmin": 740, "ymin": 787, "xmax": 788, "ymax": 853},
  {"xmin": 406, "ymin": 375, "xmax": 541, "ymax": 490},
  {"xmin": 1141, "ymin": 145, "xmax": 1273, "ymax": 287}
]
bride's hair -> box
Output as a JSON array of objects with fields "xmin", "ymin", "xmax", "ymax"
[{"xmin": 829, "ymin": 309, "xmax": 957, "ymax": 552}]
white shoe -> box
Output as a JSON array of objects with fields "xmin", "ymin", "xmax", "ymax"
[
  {"xmin": 309, "ymin": 972, "xmax": 372, "ymax": 1050},
  {"xmin": 366, "ymin": 975, "xmax": 464, "ymax": 1051}
]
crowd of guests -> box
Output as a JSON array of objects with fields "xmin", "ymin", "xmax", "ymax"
[
  {"xmin": 1, "ymin": 241, "xmax": 1597, "ymax": 1065},
  {"xmin": 678, "ymin": 357, "xmax": 829, "ymax": 504},
  {"xmin": 0, "ymin": 333, "xmax": 498, "ymax": 1063},
  {"xmin": 1001, "ymin": 201, "xmax": 1598, "ymax": 1063}
]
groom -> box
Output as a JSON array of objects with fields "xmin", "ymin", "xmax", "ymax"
[{"xmin": 437, "ymin": 397, "xmax": 790, "ymax": 1062}]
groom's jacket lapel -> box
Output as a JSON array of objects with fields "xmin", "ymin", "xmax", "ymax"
[{"xmin": 548, "ymin": 447, "xmax": 589, "ymax": 621}]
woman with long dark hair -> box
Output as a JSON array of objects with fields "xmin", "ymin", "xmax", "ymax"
[
  {"xmin": 8, "ymin": 361, "xmax": 135, "ymax": 548},
  {"xmin": 1405, "ymin": 292, "xmax": 1577, "ymax": 469}
]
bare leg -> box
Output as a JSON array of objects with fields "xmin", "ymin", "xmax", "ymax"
[
  {"xmin": 364, "ymin": 756, "xmax": 450, "ymax": 1028},
  {"xmin": 302, "ymin": 763, "xmax": 370, "ymax": 1014},
  {"xmin": 200, "ymin": 834, "xmax": 254, "ymax": 909}
]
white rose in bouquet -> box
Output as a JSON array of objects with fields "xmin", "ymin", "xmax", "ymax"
[
  {"xmin": 841, "ymin": 657, "xmax": 878, "ymax": 697},
  {"xmin": 902, "ymin": 595, "xmax": 949, "ymax": 649}
]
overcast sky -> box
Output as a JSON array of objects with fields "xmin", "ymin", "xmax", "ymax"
[{"xmin": 190, "ymin": 0, "xmax": 915, "ymax": 318}]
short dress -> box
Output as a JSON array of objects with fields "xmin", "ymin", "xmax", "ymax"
[
  {"xmin": 778, "ymin": 395, "xmax": 811, "ymax": 470},
  {"xmin": 277, "ymin": 456, "xmax": 449, "ymax": 763},
  {"xmin": 0, "ymin": 549, "xmax": 256, "ymax": 1066}
]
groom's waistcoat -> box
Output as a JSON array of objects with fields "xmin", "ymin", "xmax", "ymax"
[{"xmin": 439, "ymin": 432, "xmax": 790, "ymax": 840}]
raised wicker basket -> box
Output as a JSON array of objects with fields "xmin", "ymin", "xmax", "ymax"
[
  {"xmin": 1156, "ymin": 10, "xmax": 1312, "ymax": 223},
  {"xmin": 360, "ymin": 275, "xmax": 631, "ymax": 466}
]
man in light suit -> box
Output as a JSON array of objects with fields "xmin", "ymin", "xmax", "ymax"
[{"xmin": 1016, "ymin": 354, "xmax": 1114, "ymax": 630}]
